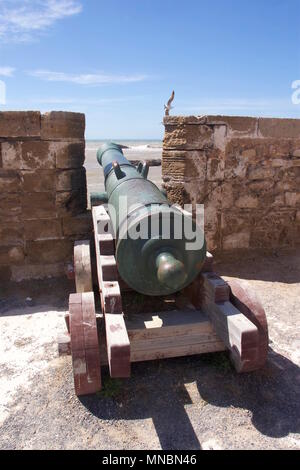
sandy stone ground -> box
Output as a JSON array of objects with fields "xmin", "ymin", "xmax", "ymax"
[{"xmin": 0, "ymin": 250, "xmax": 299, "ymax": 450}]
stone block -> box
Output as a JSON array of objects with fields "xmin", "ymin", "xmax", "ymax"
[
  {"xmin": 205, "ymin": 229, "xmax": 220, "ymax": 252},
  {"xmin": 285, "ymin": 192, "xmax": 300, "ymax": 207},
  {"xmin": 164, "ymin": 182, "xmax": 188, "ymax": 206},
  {"xmin": 291, "ymin": 140, "xmax": 300, "ymax": 157},
  {"xmin": 221, "ymin": 182, "xmax": 234, "ymax": 209},
  {"xmin": 0, "ymin": 245, "xmax": 25, "ymax": 264},
  {"xmin": 56, "ymin": 190, "xmax": 87, "ymax": 216},
  {"xmin": 0, "ymin": 222, "xmax": 24, "ymax": 246},
  {"xmin": 206, "ymin": 115, "xmax": 258, "ymax": 136},
  {"xmin": 56, "ymin": 168, "xmax": 86, "ymax": 191},
  {"xmin": 270, "ymin": 158, "xmax": 293, "ymax": 168},
  {"xmin": 54, "ymin": 141, "xmax": 85, "ymax": 168},
  {"xmin": 0, "ymin": 193, "xmax": 21, "ymax": 222},
  {"xmin": 26, "ymin": 239, "xmax": 73, "ymax": 264},
  {"xmin": 206, "ymin": 149, "xmax": 225, "ymax": 181},
  {"xmin": 247, "ymin": 165, "xmax": 275, "ymax": 180},
  {"xmin": 0, "ymin": 169, "xmax": 21, "ymax": 192},
  {"xmin": 62, "ymin": 212, "xmax": 92, "ymax": 237},
  {"xmin": 0, "ymin": 111, "xmax": 41, "ymax": 138},
  {"xmin": 163, "ymin": 116, "xmax": 207, "ymax": 125},
  {"xmin": 0, "ymin": 265, "xmax": 12, "ymax": 282},
  {"xmin": 1, "ymin": 141, "xmax": 22, "ymax": 169},
  {"xmin": 249, "ymin": 210, "xmax": 296, "ymax": 248},
  {"xmin": 1, "ymin": 141, "xmax": 55, "ymax": 170},
  {"xmin": 24, "ymin": 219, "xmax": 63, "ymax": 241},
  {"xmin": 22, "ymin": 192, "xmax": 56, "ymax": 218},
  {"xmin": 22, "ymin": 170, "xmax": 56, "ymax": 192},
  {"xmin": 223, "ymin": 232, "xmax": 250, "ymax": 250},
  {"xmin": 258, "ymin": 118, "xmax": 300, "ymax": 139},
  {"xmin": 163, "ymin": 124, "xmax": 213, "ymax": 150},
  {"xmin": 41, "ymin": 112, "xmax": 85, "ymax": 140},
  {"xmin": 236, "ymin": 195, "xmax": 259, "ymax": 209},
  {"xmin": 162, "ymin": 149, "xmax": 207, "ymax": 182}
]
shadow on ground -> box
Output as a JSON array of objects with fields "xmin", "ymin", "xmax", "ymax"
[
  {"xmin": 80, "ymin": 348, "xmax": 300, "ymax": 450},
  {"xmin": 0, "ymin": 277, "xmax": 74, "ymax": 315},
  {"xmin": 215, "ymin": 249, "xmax": 300, "ymax": 284}
]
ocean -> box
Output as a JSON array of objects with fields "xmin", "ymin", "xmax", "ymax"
[{"xmin": 85, "ymin": 140, "xmax": 163, "ymax": 199}]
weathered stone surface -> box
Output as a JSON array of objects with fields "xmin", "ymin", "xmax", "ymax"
[
  {"xmin": 163, "ymin": 115, "xmax": 300, "ymax": 252},
  {"xmin": 1, "ymin": 141, "xmax": 55, "ymax": 169},
  {"xmin": 22, "ymin": 192, "xmax": 56, "ymax": 218},
  {"xmin": 0, "ymin": 245, "xmax": 25, "ymax": 264},
  {"xmin": 54, "ymin": 141, "xmax": 85, "ymax": 168},
  {"xmin": 0, "ymin": 111, "xmax": 90, "ymax": 279},
  {"xmin": 164, "ymin": 124, "xmax": 213, "ymax": 150},
  {"xmin": 1, "ymin": 141, "xmax": 22, "ymax": 169},
  {"xmin": 285, "ymin": 192, "xmax": 300, "ymax": 207},
  {"xmin": 206, "ymin": 115, "xmax": 258, "ymax": 136},
  {"xmin": 236, "ymin": 195, "xmax": 259, "ymax": 209},
  {"xmin": 258, "ymin": 118, "xmax": 300, "ymax": 139},
  {"xmin": 223, "ymin": 232, "xmax": 250, "ymax": 250},
  {"xmin": 0, "ymin": 265, "xmax": 12, "ymax": 282},
  {"xmin": 62, "ymin": 212, "xmax": 92, "ymax": 237},
  {"xmin": 163, "ymin": 182, "xmax": 188, "ymax": 206},
  {"xmin": 24, "ymin": 219, "xmax": 62, "ymax": 241},
  {"xmin": 22, "ymin": 170, "xmax": 56, "ymax": 192},
  {"xmin": 56, "ymin": 190, "xmax": 87, "ymax": 216},
  {"xmin": 0, "ymin": 193, "xmax": 21, "ymax": 222},
  {"xmin": 247, "ymin": 165, "xmax": 275, "ymax": 180},
  {"xmin": 0, "ymin": 170, "xmax": 21, "ymax": 192},
  {"xmin": 41, "ymin": 112, "xmax": 85, "ymax": 140},
  {"xmin": 11, "ymin": 263, "xmax": 65, "ymax": 281},
  {"xmin": 0, "ymin": 111, "xmax": 41, "ymax": 138},
  {"xmin": 249, "ymin": 210, "xmax": 296, "ymax": 248},
  {"xmin": 0, "ymin": 223, "xmax": 23, "ymax": 245},
  {"xmin": 22, "ymin": 141, "xmax": 56, "ymax": 169},
  {"xmin": 163, "ymin": 116, "xmax": 207, "ymax": 125},
  {"xmin": 56, "ymin": 168, "xmax": 86, "ymax": 191},
  {"xmin": 291, "ymin": 140, "xmax": 300, "ymax": 157},
  {"xmin": 26, "ymin": 239, "xmax": 73, "ymax": 264},
  {"xmin": 162, "ymin": 150, "xmax": 206, "ymax": 182},
  {"xmin": 206, "ymin": 149, "xmax": 225, "ymax": 181}
]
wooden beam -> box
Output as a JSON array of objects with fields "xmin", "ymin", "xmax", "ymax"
[
  {"xmin": 199, "ymin": 274, "xmax": 260, "ymax": 372},
  {"xmin": 69, "ymin": 293, "xmax": 101, "ymax": 396},
  {"xmin": 74, "ymin": 240, "xmax": 93, "ymax": 293},
  {"xmin": 93, "ymin": 205, "xmax": 130, "ymax": 379}
]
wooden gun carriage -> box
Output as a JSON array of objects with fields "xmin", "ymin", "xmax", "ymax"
[{"xmin": 59, "ymin": 202, "xmax": 268, "ymax": 396}]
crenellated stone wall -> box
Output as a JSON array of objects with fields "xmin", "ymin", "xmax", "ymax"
[
  {"xmin": 162, "ymin": 115, "xmax": 300, "ymax": 253},
  {"xmin": 0, "ymin": 111, "xmax": 92, "ymax": 282}
]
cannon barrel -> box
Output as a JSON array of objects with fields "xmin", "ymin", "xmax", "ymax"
[{"xmin": 97, "ymin": 142, "xmax": 206, "ymax": 296}]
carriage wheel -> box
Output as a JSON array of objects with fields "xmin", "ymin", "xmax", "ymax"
[
  {"xmin": 74, "ymin": 240, "xmax": 93, "ymax": 293},
  {"xmin": 227, "ymin": 279, "xmax": 269, "ymax": 371},
  {"xmin": 69, "ymin": 292, "xmax": 101, "ymax": 396}
]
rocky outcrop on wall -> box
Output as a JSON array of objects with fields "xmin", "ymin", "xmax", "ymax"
[
  {"xmin": 163, "ymin": 115, "xmax": 300, "ymax": 253},
  {"xmin": 0, "ymin": 111, "xmax": 92, "ymax": 282}
]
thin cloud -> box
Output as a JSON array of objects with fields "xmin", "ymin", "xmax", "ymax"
[
  {"xmin": 6, "ymin": 95, "xmax": 147, "ymax": 108},
  {"xmin": 29, "ymin": 96, "xmax": 145, "ymax": 104},
  {"xmin": 176, "ymin": 98, "xmax": 293, "ymax": 113},
  {"xmin": 0, "ymin": 0, "xmax": 82, "ymax": 42},
  {"xmin": 0, "ymin": 66, "xmax": 15, "ymax": 77},
  {"xmin": 28, "ymin": 69, "xmax": 148, "ymax": 85}
]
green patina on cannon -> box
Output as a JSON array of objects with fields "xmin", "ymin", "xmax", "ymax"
[
  {"xmin": 64, "ymin": 145, "xmax": 268, "ymax": 397},
  {"xmin": 94, "ymin": 142, "xmax": 206, "ymax": 296}
]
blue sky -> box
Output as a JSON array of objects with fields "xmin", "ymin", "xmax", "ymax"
[{"xmin": 0, "ymin": 0, "xmax": 299, "ymax": 139}]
